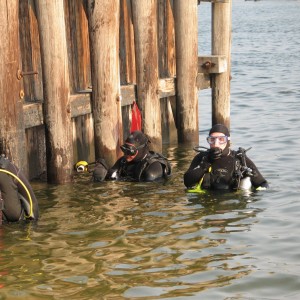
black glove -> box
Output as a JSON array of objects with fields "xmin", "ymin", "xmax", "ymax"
[
  {"xmin": 93, "ymin": 158, "xmax": 108, "ymax": 182},
  {"xmin": 106, "ymin": 168, "xmax": 120, "ymax": 180},
  {"xmin": 208, "ymin": 147, "xmax": 223, "ymax": 161},
  {"xmin": 200, "ymin": 155, "xmax": 211, "ymax": 171}
]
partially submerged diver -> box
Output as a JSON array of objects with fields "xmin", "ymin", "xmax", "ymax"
[
  {"xmin": 184, "ymin": 124, "xmax": 269, "ymax": 192},
  {"xmin": 0, "ymin": 155, "xmax": 39, "ymax": 223},
  {"xmin": 92, "ymin": 130, "xmax": 171, "ymax": 182}
]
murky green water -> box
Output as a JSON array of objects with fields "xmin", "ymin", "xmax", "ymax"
[
  {"xmin": 1, "ymin": 0, "xmax": 300, "ymax": 299},
  {"xmin": 1, "ymin": 146, "xmax": 271, "ymax": 299}
]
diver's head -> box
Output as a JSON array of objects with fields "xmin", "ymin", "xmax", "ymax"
[
  {"xmin": 206, "ymin": 124, "xmax": 230, "ymax": 160},
  {"xmin": 120, "ymin": 130, "xmax": 150, "ymax": 162}
]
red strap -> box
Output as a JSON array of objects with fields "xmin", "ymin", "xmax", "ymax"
[{"xmin": 130, "ymin": 101, "xmax": 142, "ymax": 132}]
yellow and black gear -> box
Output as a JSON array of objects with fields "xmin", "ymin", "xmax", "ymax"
[{"xmin": 75, "ymin": 161, "xmax": 89, "ymax": 173}]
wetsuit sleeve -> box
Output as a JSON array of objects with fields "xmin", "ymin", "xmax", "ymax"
[
  {"xmin": 245, "ymin": 156, "xmax": 269, "ymax": 189},
  {"xmin": 142, "ymin": 161, "xmax": 163, "ymax": 182},
  {"xmin": 0, "ymin": 172, "xmax": 22, "ymax": 222},
  {"xmin": 92, "ymin": 158, "xmax": 108, "ymax": 182},
  {"xmin": 184, "ymin": 153, "xmax": 210, "ymax": 188},
  {"xmin": 6, "ymin": 161, "xmax": 39, "ymax": 220}
]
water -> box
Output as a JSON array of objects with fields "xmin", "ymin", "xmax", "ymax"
[{"xmin": 1, "ymin": 1, "xmax": 300, "ymax": 299}]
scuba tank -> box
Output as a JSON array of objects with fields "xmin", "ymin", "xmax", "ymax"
[
  {"xmin": 239, "ymin": 176, "xmax": 252, "ymax": 190},
  {"xmin": 235, "ymin": 147, "xmax": 253, "ymax": 191}
]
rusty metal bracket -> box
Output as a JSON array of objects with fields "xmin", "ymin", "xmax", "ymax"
[
  {"xmin": 17, "ymin": 69, "xmax": 38, "ymax": 80},
  {"xmin": 201, "ymin": 61, "xmax": 216, "ymax": 70}
]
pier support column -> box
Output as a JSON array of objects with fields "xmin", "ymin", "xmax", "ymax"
[
  {"xmin": 211, "ymin": 0, "xmax": 232, "ymax": 129},
  {"xmin": 87, "ymin": 0, "xmax": 123, "ymax": 167},
  {"xmin": 35, "ymin": 0, "xmax": 73, "ymax": 183},
  {"xmin": 174, "ymin": 0, "xmax": 199, "ymax": 144},
  {"xmin": 131, "ymin": 0, "xmax": 162, "ymax": 151},
  {"xmin": 0, "ymin": 0, "xmax": 27, "ymax": 173}
]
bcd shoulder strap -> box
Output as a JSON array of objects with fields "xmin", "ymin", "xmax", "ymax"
[{"xmin": 136, "ymin": 151, "xmax": 171, "ymax": 180}]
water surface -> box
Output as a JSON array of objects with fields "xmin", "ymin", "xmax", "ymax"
[{"xmin": 1, "ymin": 1, "xmax": 300, "ymax": 299}]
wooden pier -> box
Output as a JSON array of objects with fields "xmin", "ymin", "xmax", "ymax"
[{"xmin": 0, "ymin": 0, "xmax": 231, "ymax": 183}]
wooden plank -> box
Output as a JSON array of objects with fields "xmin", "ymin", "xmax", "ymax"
[
  {"xmin": 23, "ymin": 102, "xmax": 43, "ymax": 129},
  {"xmin": 70, "ymin": 94, "xmax": 91, "ymax": 117},
  {"xmin": 158, "ymin": 0, "xmax": 176, "ymax": 77},
  {"xmin": 120, "ymin": 85, "xmax": 136, "ymax": 106},
  {"xmin": 65, "ymin": 0, "xmax": 91, "ymax": 92},
  {"xmin": 158, "ymin": 77, "xmax": 175, "ymax": 98},
  {"xmin": 120, "ymin": 0, "xmax": 136, "ymax": 84},
  {"xmin": 197, "ymin": 73, "xmax": 211, "ymax": 90},
  {"xmin": 198, "ymin": 55, "xmax": 227, "ymax": 74},
  {"xmin": 23, "ymin": 74, "xmax": 212, "ymax": 129}
]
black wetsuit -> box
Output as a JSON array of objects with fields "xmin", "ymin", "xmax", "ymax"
[
  {"xmin": 0, "ymin": 157, "xmax": 39, "ymax": 222},
  {"xmin": 184, "ymin": 149, "xmax": 268, "ymax": 190},
  {"xmin": 106, "ymin": 151, "xmax": 171, "ymax": 182}
]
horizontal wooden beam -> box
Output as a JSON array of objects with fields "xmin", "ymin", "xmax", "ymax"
[
  {"xmin": 198, "ymin": 55, "xmax": 227, "ymax": 74},
  {"xmin": 23, "ymin": 102, "xmax": 44, "ymax": 129},
  {"xmin": 158, "ymin": 77, "xmax": 176, "ymax": 98},
  {"xmin": 23, "ymin": 75, "xmax": 211, "ymax": 128}
]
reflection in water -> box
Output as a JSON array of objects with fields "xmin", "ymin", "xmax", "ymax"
[{"xmin": 0, "ymin": 162, "xmax": 264, "ymax": 299}]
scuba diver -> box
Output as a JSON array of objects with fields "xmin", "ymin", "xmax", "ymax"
[
  {"xmin": 184, "ymin": 124, "xmax": 269, "ymax": 192},
  {"xmin": 92, "ymin": 130, "xmax": 171, "ymax": 182},
  {"xmin": 0, "ymin": 155, "xmax": 39, "ymax": 223}
]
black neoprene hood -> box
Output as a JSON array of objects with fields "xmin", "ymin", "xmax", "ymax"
[{"xmin": 209, "ymin": 124, "xmax": 230, "ymax": 137}]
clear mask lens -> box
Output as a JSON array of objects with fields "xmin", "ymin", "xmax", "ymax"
[{"xmin": 207, "ymin": 135, "xmax": 229, "ymax": 145}]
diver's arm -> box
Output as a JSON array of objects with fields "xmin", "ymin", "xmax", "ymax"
[
  {"xmin": 245, "ymin": 157, "xmax": 269, "ymax": 189},
  {"xmin": 184, "ymin": 154, "xmax": 210, "ymax": 188},
  {"xmin": 0, "ymin": 172, "xmax": 22, "ymax": 221}
]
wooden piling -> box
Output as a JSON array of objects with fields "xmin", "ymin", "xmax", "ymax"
[
  {"xmin": 158, "ymin": 0, "xmax": 177, "ymax": 144},
  {"xmin": 0, "ymin": 0, "xmax": 234, "ymax": 181},
  {"xmin": 120, "ymin": 0, "xmax": 136, "ymax": 85},
  {"xmin": 174, "ymin": 0, "xmax": 199, "ymax": 144},
  {"xmin": 131, "ymin": 0, "xmax": 162, "ymax": 151},
  {"xmin": 211, "ymin": 0, "xmax": 232, "ymax": 128},
  {"xmin": 87, "ymin": 0, "xmax": 123, "ymax": 167},
  {"xmin": 0, "ymin": 0, "xmax": 27, "ymax": 172},
  {"xmin": 35, "ymin": 0, "xmax": 73, "ymax": 183}
]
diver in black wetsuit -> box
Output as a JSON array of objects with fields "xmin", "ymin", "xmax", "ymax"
[
  {"xmin": 0, "ymin": 155, "xmax": 39, "ymax": 223},
  {"xmin": 93, "ymin": 131, "xmax": 171, "ymax": 182},
  {"xmin": 184, "ymin": 124, "xmax": 269, "ymax": 191}
]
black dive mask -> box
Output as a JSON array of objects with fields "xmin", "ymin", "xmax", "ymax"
[{"xmin": 120, "ymin": 143, "xmax": 146, "ymax": 156}]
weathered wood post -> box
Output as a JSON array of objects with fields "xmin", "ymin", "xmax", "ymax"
[
  {"xmin": 131, "ymin": 0, "xmax": 162, "ymax": 151},
  {"xmin": 35, "ymin": 0, "xmax": 73, "ymax": 183},
  {"xmin": 174, "ymin": 0, "xmax": 199, "ymax": 144},
  {"xmin": 120, "ymin": 0, "xmax": 136, "ymax": 85},
  {"xmin": 87, "ymin": 0, "xmax": 123, "ymax": 167},
  {"xmin": 211, "ymin": 0, "xmax": 232, "ymax": 128},
  {"xmin": 0, "ymin": 0, "xmax": 27, "ymax": 172},
  {"xmin": 158, "ymin": 0, "xmax": 178, "ymax": 145}
]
